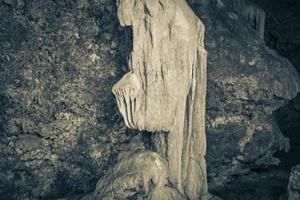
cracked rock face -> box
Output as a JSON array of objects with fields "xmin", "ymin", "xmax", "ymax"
[
  {"xmin": 0, "ymin": 0, "xmax": 300, "ymax": 199},
  {"xmin": 189, "ymin": 0, "xmax": 300, "ymax": 187},
  {"xmin": 0, "ymin": 0, "xmax": 134, "ymax": 199}
]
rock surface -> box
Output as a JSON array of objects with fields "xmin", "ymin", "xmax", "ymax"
[
  {"xmin": 94, "ymin": 150, "xmax": 169, "ymax": 200},
  {"xmin": 0, "ymin": 0, "xmax": 299, "ymax": 199},
  {"xmin": 253, "ymin": 0, "xmax": 300, "ymax": 73},
  {"xmin": 189, "ymin": 0, "xmax": 300, "ymax": 187},
  {"xmin": 232, "ymin": 0, "xmax": 265, "ymax": 39},
  {"xmin": 0, "ymin": 0, "xmax": 135, "ymax": 199},
  {"xmin": 112, "ymin": 0, "xmax": 207, "ymax": 199},
  {"xmin": 93, "ymin": 136, "xmax": 185, "ymax": 200},
  {"xmin": 253, "ymin": 0, "xmax": 300, "ymax": 178},
  {"xmin": 211, "ymin": 168, "xmax": 289, "ymax": 200},
  {"xmin": 286, "ymin": 165, "xmax": 300, "ymax": 200}
]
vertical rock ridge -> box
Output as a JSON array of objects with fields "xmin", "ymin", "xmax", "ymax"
[{"xmin": 112, "ymin": 0, "xmax": 208, "ymax": 199}]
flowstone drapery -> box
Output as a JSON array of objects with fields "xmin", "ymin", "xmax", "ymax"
[{"xmin": 109, "ymin": 0, "xmax": 207, "ymax": 199}]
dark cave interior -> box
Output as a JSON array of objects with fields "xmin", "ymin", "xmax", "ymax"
[
  {"xmin": 256, "ymin": 0, "xmax": 300, "ymax": 179},
  {"xmin": 215, "ymin": 0, "xmax": 300, "ymax": 199}
]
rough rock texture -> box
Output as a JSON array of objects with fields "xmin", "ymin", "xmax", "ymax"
[
  {"xmin": 210, "ymin": 169, "xmax": 290, "ymax": 200},
  {"xmin": 0, "ymin": 0, "xmax": 135, "ymax": 199},
  {"xmin": 0, "ymin": 0, "xmax": 300, "ymax": 199},
  {"xmin": 253, "ymin": 0, "xmax": 300, "ymax": 177},
  {"xmin": 112, "ymin": 0, "xmax": 207, "ymax": 199},
  {"xmin": 94, "ymin": 150, "xmax": 169, "ymax": 200},
  {"xmin": 286, "ymin": 165, "xmax": 300, "ymax": 200},
  {"xmin": 232, "ymin": 0, "xmax": 265, "ymax": 39},
  {"xmin": 275, "ymin": 94, "xmax": 300, "ymax": 172},
  {"xmin": 251, "ymin": 0, "xmax": 300, "ymax": 198},
  {"xmin": 192, "ymin": 0, "xmax": 266, "ymax": 40},
  {"xmin": 188, "ymin": 0, "xmax": 300, "ymax": 188},
  {"xmin": 93, "ymin": 136, "xmax": 185, "ymax": 200},
  {"xmin": 253, "ymin": 0, "xmax": 300, "ymax": 73}
]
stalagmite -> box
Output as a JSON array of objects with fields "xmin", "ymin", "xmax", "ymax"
[
  {"xmin": 111, "ymin": 0, "xmax": 208, "ymax": 199},
  {"xmin": 94, "ymin": 150, "xmax": 170, "ymax": 200},
  {"xmin": 232, "ymin": 0, "xmax": 265, "ymax": 39},
  {"xmin": 93, "ymin": 135, "xmax": 186, "ymax": 200}
]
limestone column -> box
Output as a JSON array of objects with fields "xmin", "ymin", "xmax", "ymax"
[{"xmin": 113, "ymin": 0, "xmax": 208, "ymax": 199}]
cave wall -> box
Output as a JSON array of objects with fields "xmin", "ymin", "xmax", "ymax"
[
  {"xmin": 252, "ymin": 0, "xmax": 300, "ymax": 74},
  {"xmin": 188, "ymin": 0, "xmax": 299, "ymax": 185},
  {"xmin": 0, "ymin": 0, "xmax": 135, "ymax": 199},
  {"xmin": 251, "ymin": 0, "xmax": 300, "ymax": 195},
  {"xmin": 0, "ymin": 0, "xmax": 299, "ymax": 199}
]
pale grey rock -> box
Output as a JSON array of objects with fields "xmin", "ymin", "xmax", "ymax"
[
  {"xmin": 93, "ymin": 149, "xmax": 187, "ymax": 200},
  {"xmin": 94, "ymin": 150, "xmax": 168, "ymax": 200},
  {"xmin": 112, "ymin": 0, "xmax": 207, "ymax": 199},
  {"xmin": 93, "ymin": 136, "xmax": 185, "ymax": 200}
]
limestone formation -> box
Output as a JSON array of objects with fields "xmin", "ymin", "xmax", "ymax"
[
  {"xmin": 2, "ymin": 0, "xmax": 300, "ymax": 199},
  {"xmin": 232, "ymin": 0, "xmax": 265, "ymax": 39},
  {"xmin": 112, "ymin": 0, "xmax": 208, "ymax": 199},
  {"xmin": 94, "ymin": 150, "xmax": 169, "ymax": 200},
  {"xmin": 93, "ymin": 135, "xmax": 185, "ymax": 200}
]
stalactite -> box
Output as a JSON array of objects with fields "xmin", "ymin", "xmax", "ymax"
[
  {"xmin": 111, "ymin": 0, "xmax": 208, "ymax": 199},
  {"xmin": 232, "ymin": 0, "xmax": 265, "ymax": 39},
  {"xmin": 190, "ymin": 0, "xmax": 265, "ymax": 39}
]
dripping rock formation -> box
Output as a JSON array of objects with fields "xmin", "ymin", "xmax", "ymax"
[
  {"xmin": 0, "ymin": 0, "xmax": 300, "ymax": 199},
  {"xmin": 93, "ymin": 136, "xmax": 185, "ymax": 200},
  {"xmin": 232, "ymin": 0, "xmax": 265, "ymax": 39},
  {"xmin": 111, "ymin": 0, "xmax": 207, "ymax": 199}
]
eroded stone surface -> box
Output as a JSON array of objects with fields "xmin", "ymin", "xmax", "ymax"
[
  {"xmin": 286, "ymin": 165, "xmax": 300, "ymax": 200},
  {"xmin": 112, "ymin": 0, "xmax": 208, "ymax": 199},
  {"xmin": 94, "ymin": 150, "xmax": 168, "ymax": 200},
  {"xmin": 93, "ymin": 135, "xmax": 185, "ymax": 200},
  {"xmin": 1, "ymin": 0, "xmax": 300, "ymax": 199},
  {"xmin": 232, "ymin": 0, "xmax": 265, "ymax": 39},
  {"xmin": 189, "ymin": 0, "xmax": 300, "ymax": 189},
  {"xmin": 0, "ymin": 0, "xmax": 134, "ymax": 199},
  {"xmin": 94, "ymin": 151, "xmax": 185, "ymax": 200}
]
